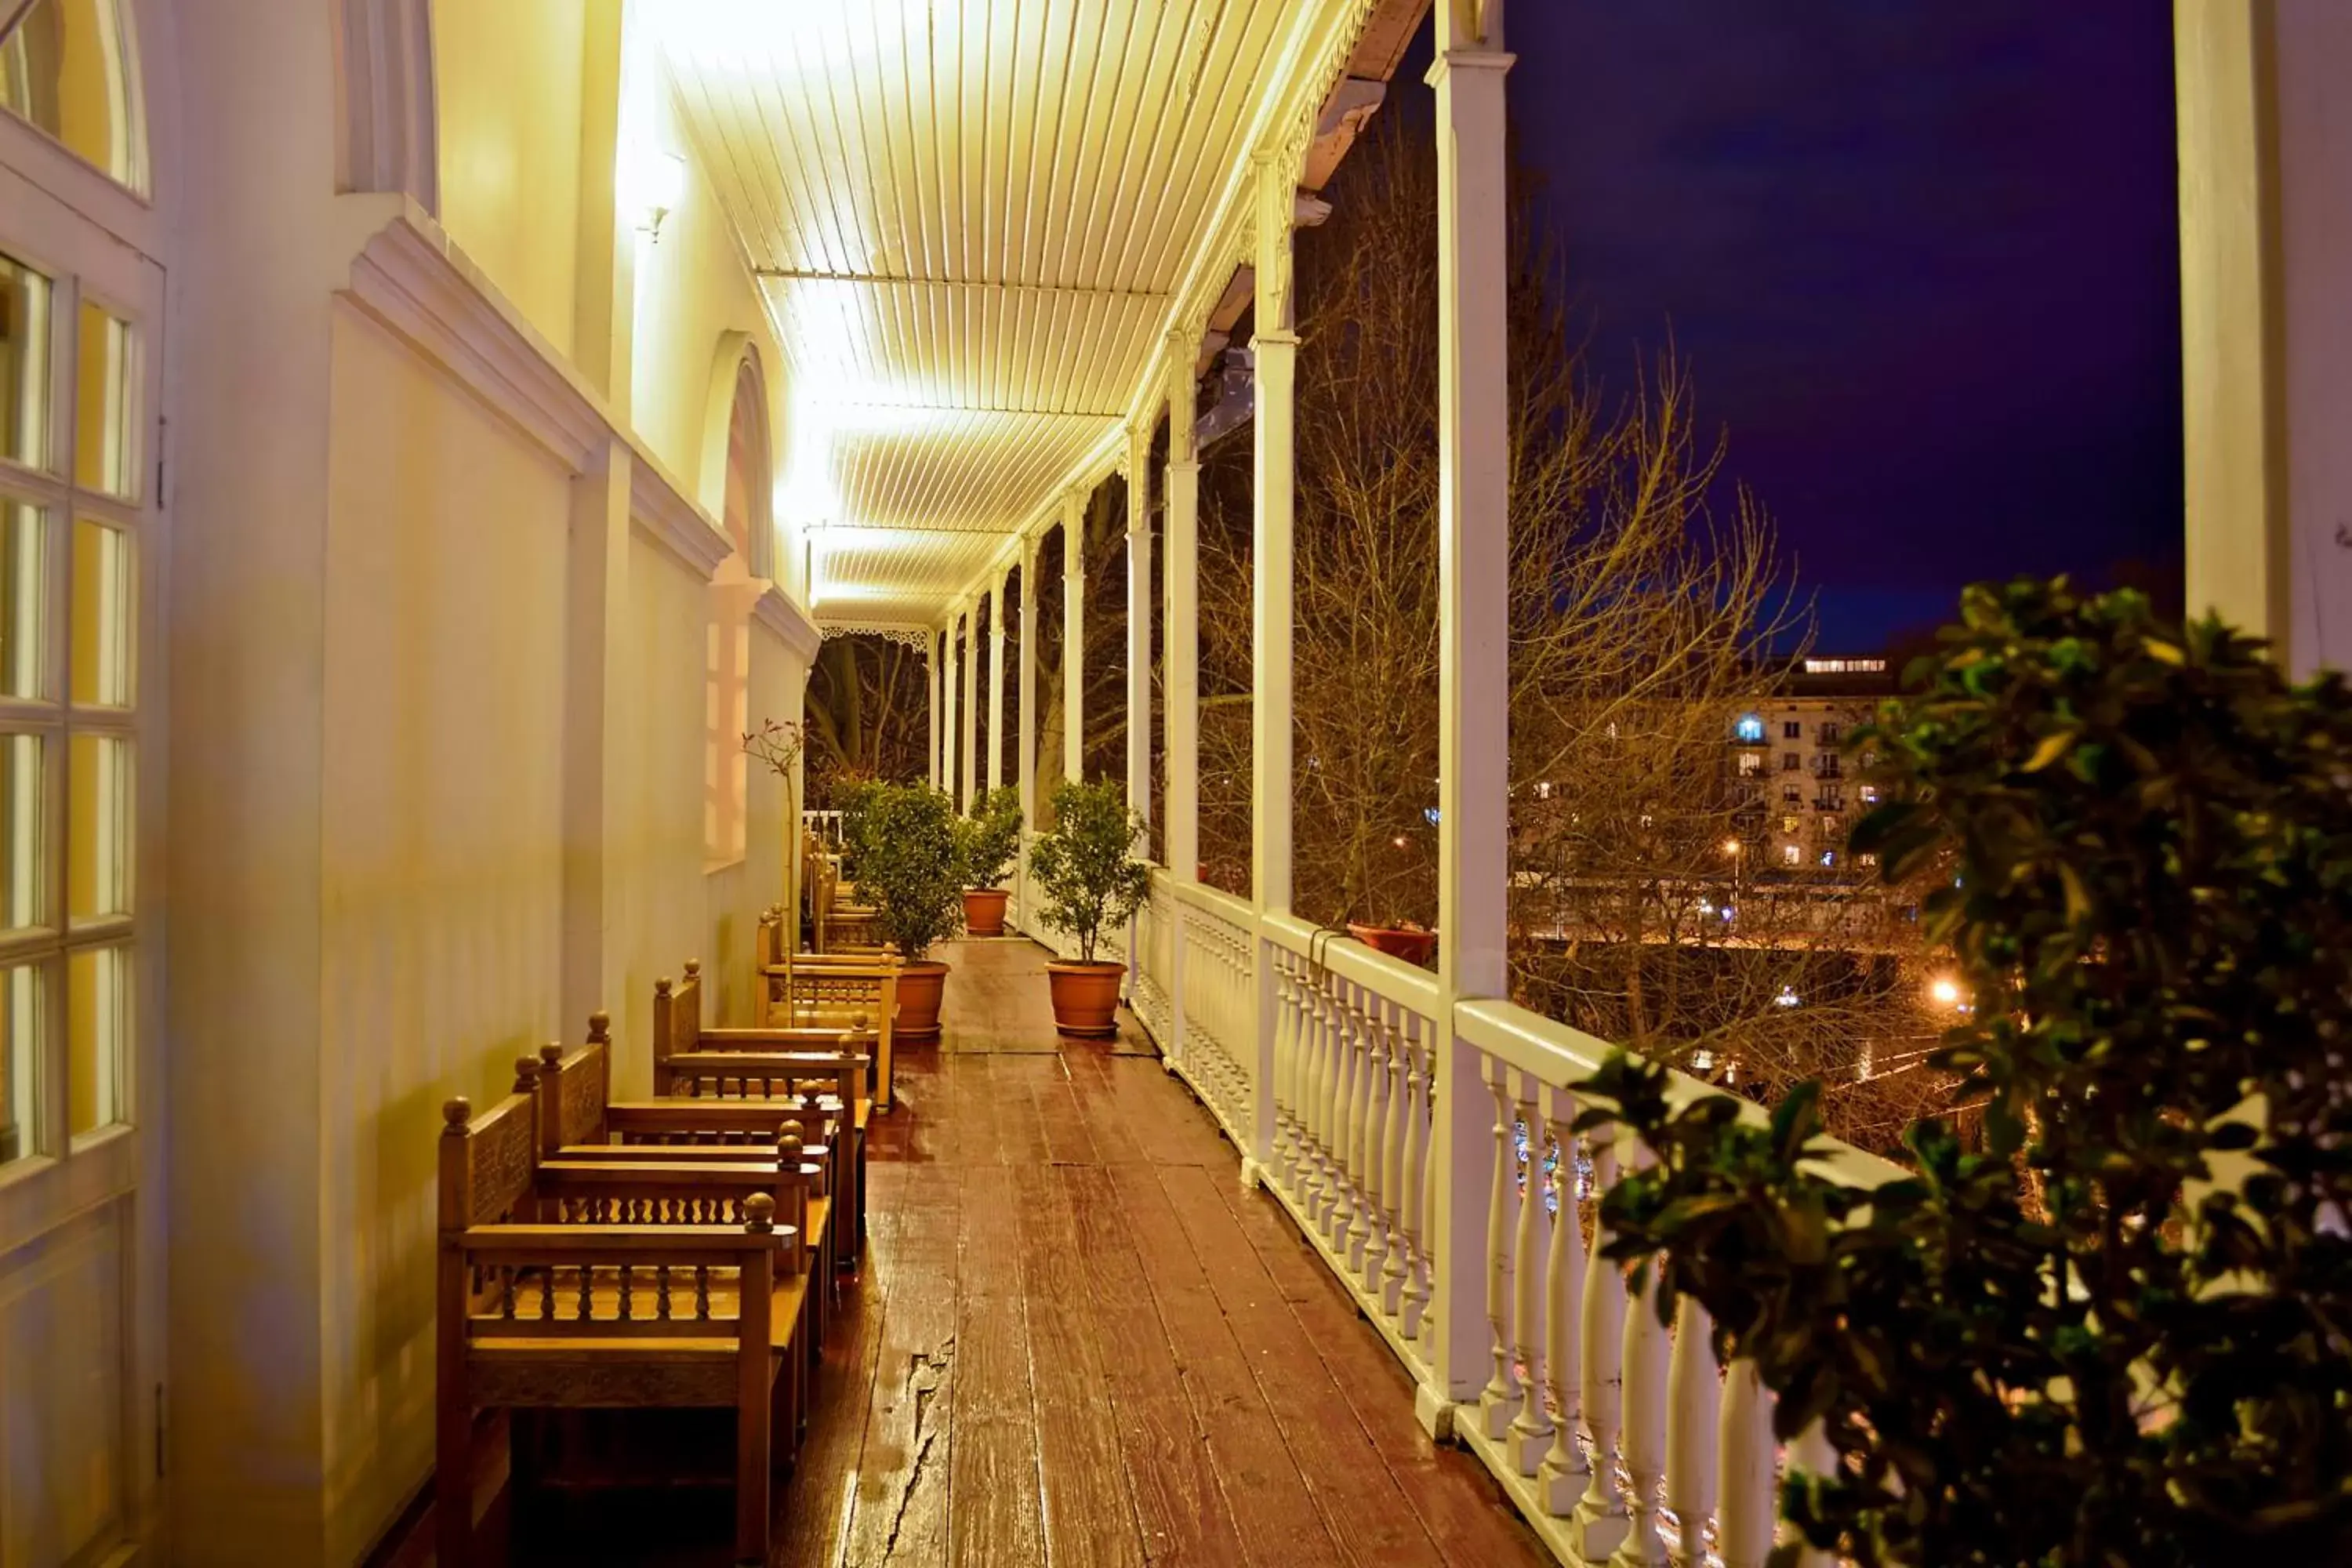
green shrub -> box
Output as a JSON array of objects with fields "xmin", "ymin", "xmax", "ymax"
[
  {"xmin": 1027, "ymin": 779, "xmax": 1151, "ymax": 964},
  {"xmin": 844, "ymin": 782, "xmax": 965, "ymax": 962},
  {"xmin": 1575, "ymin": 579, "xmax": 2352, "ymax": 1565},
  {"xmin": 832, "ymin": 776, "xmax": 881, "ymax": 877},
  {"xmin": 959, "ymin": 786, "xmax": 1025, "ymax": 888}
]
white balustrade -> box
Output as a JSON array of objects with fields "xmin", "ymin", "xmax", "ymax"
[{"xmin": 1112, "ymin": 888, "xmax": 1907, "ymax": 1567}]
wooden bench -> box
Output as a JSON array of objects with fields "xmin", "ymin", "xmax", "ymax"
[
  {"xmin": 757, "ymin": 907, "xmax": 901, "ymax": 1111},
  {"xmin": 804, "ymin": 829, "xmax": 884, "ymax": 954},
  {"xmin": 437, "ymin": 1060, "xmax": 815, "ymax": 1567},
  {"xmin": 535, "ymin": 1022, "xmax": 847, "ymax": 1363},
  {"xmin": 654, "ymin": 964, "xmax": 873, "ymax": 1269}
]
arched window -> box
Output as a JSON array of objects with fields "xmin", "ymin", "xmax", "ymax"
[
  {"xmin": 707, "ymin": 354, "xmax": 771, "ymax": 866},
  {"xmin": 0, "ymin": 0, "xmax": 147, "ymax": 194}
]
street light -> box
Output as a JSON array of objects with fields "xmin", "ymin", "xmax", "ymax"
[{"xmin": 1929, "ymin": 975, "xmax": 1963, "ymax": 1010}]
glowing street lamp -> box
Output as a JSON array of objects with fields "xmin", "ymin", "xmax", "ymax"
[{"xmin": 1929, "ymin": 976, "xmax": 1963, "ymax": 1010}]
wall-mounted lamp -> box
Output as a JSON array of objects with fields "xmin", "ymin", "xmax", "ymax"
[{"xmin": 626, "ymin": 148, "xmax": 688, "ymax": 241}]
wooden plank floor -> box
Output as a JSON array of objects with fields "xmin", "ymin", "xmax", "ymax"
[{"xmin": 470, "ymin": 938, "xmax": 1552, "ymax": 1566}]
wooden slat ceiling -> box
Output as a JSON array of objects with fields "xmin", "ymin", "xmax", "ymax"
[{"xmin": 658, "ymin": 0, "xmax": 1305, "ymax": 622}]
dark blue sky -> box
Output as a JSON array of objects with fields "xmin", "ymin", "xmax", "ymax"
[{"xmin": 1458, "ymin": 3, "xmax": 2185, "ymax": 650}]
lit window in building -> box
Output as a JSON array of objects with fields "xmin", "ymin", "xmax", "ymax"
[
  {"xmin": 1782, "ymin": 844, "xmax": 1801, "ymax": 866},
  {"xmin": 1802, "ymin": 657, "xmax": 1886, "ymax": 675},
  {"xmin": 1820, "ymin": 849, "xmax": 1837, "ymax": 868},
  {"xmin": 1734, "ymin": 713, "xmax": 1764, "ymax": 742},
  {"xmin": 1781, "ymin": 815, "xmax": 1799, "ymax": 835},
  {"xmin": 1860, "ymin": 785, "xmax": 1878, "ymax": 804},
  {"xmin": 1737, "ymin": 751, "xmax": 1762, "ymax": 776},
  {"xmin": 1820, "ymin": 816, "xmax": 1838, "ymax": 837},
  {"xmin": 1858, "ymin": 852, "xmax": 1880, "ymax": 868}
]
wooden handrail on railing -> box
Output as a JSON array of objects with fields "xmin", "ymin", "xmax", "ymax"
[{"xmin": 1123, "ymin": 866, "xmax": 1900, "ymax": 1567}]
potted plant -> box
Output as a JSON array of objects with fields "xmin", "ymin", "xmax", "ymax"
[
  {"xmin": 1027, "ymin": 779, "xmax": 1152, "ymax": 1036},
  {"xmin": 957, "ymin": 786, "xmax": 1024, "ymax": 937},
  {"xmin": 1343, "ymin": 819, "xmax": 1437, "ymax": 965},
  {"xmin": 1572, "ymin": 580, "xmax": 2352, "ymax": 1565},
  {"xmin": 844, "ymin": 781, "xmax": 967, "ymax": 1040},
  {"xmin": 1345, "ymin": 917, "xmax": 1436, "ymax": 966}
]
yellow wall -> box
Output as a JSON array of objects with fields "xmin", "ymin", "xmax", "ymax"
[
  {"xmin": 627, "ymin": 82, "xmax": 793, "ymax": 555},
  {"xmin": 143, "ymin": 2, "xmax": 819, "ymax": 1559},
  {"xmin": 432, "ymin": 0, "xmax": 587, "ymax": 358},
  {"xmin": 314, "ymin": 304, "xmax": 574, "ymax": 1561}
]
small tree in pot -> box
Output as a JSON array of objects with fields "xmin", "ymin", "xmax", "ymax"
[
  {"xmin": 1027, "ymin": 779, "xmax": 1152, "ymax": 1036},
  {"xmin": 845, "ymin": 782, "xmax": 967, "ymax": 1040},
  {"xmin": 957, "ymin": 786, "xmax": 1024, "ymax": 937},
  {"xmin": 1572, "ymin": 579, "xmax": 2352, "ymax": 1566}
]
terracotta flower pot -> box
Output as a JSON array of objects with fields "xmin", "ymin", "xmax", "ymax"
[
  {"xmin": 1347, "ymin": 922, "xmax": 1438, "ymax": 967},
  {"xmin": 1046, "ymin": 960, "xmax": 1126, "ymax": 1037},
  {"xmin": 963, "ymin": 887, "xmax": 1010, "ymax": 937},
  {"xmin": 895, "ymin": 960, "xmax": 950, "ymax": 1041}
]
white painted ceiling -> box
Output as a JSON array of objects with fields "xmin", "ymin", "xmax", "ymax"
[{"xmin": 657, "ymin": 0, "xmax": 1314, "ymax": 626}]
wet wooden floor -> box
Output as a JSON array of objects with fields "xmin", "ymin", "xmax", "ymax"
[{"xmin": 485, "ymin": 938, "xmax": 1552, "ymax": 1566}]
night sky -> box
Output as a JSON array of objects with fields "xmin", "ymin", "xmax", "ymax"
[{"xmin": 1425, "ymin": 4, "xmax": 2187, "ymax": 652}]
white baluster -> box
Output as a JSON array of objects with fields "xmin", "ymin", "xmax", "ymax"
[
  {"xmin": 1378, "ymin": 1008, "xmax": 1411, "ymax": 1315},
  {"xmin": 1298, "ymin": 975, "xmax": 1329, "ymax": 1216},
  {"xmin": 1478, "ymin": 1056, "xmax": 1520, "ymax": 1439},
  {"xmin": 1325, "ymin": 987, "xmax": 1359, "ymax": 1243},
  {"xmin": 1400, "ymin": 1024, "xmax": 1432, "ymax": 1340},
  {"xmin": 1716, "ymin": 1360, "xmax": 1776, "ymax": 1568},
  {"xmin": 1355, "ymin": 997, "xmax": 1390, "ymax": 1290},
  {"xmin": 1788, "ymin": 1420, "xmax": 1838, "ymax": 1568},
  {"xmin": 1315, "ymin": 978, "xmax": 1345, "ymax": 1232},
  {"xmin": 1614, "ymin": 1203, "xmax": 1671, "ymax": 1568},
  {"xmin": 1665, "ymin": 1298, "xmax": 1721, "ymax": 1567},
  {"xmin": 1571, "ymin": 1127, "xmax": 1629, "ymax": 1561},
  {"xmin": 1537, "ymin": 1083, "xmax": 1588, "ymax": 1515},
  {"xmin": 1270, "ymin": 956, "xmax": 1298, "ymax": 1185},
  {"xmin": 1346, "ymin": 995, "xmax": 1378, "ymax": 1259},
  {"xmin": 1506, "ymin": 1074, "xmax": 1553, "ymax": 1475}
]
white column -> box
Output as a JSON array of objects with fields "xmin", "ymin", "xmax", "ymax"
[
  {"xmin": 927, "ymin": 629, "xmax": 942, "ymax": 789},
  {"xmin": 1018, "ymin": 535, "xmax": 1041, "ymax": 929},
  {"xmin": 1166, "ymin": 339, "xmax": 1201, "ymax": 887},
  {"xmin": 1019, "ymin": 537, "xmax": 1040, "ymax": 822},
  {"xmin": 1165, "ymin": 339, "xmax": 1200, "ymax": 1071},
  {"xmin": 942, "ymin": 614, "xmax": 960, "ymax": 800},
  {"xmin": 987, "ymin": 569, "xmax": 1007, "ymax": 797},
  {"xmin": 1062, "ymin": 490, "xmax": 1086, "ymax": 785},
  {"xmin": 1249, "ymin": 146, "xmax": 1298, "ymax": 1184},
  {"xmin": 1125, "ymin": 423, "xmax": 1153, "ymax": 826},
  {"xmin": 960, "ymin": 597, "xmax": 980, "ymax": 814},
  {"xmin": 1425, "ymin": 8, "xmax": 1515, "ymax": 1427}
]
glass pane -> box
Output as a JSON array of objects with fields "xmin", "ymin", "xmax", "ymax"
[
  {"xmin": 0, "ymin": 252, "xmax": 51, "ymax": 470},
  {"xmin": 0, "ymin": 960, "xmax": 40, "ymax": 1162},
  {"xmin": 67, "ymin": 942, "xmax": 124, "ymax": 1137},
  {"xmin": 71, "ymin": 517, "xmax": 129, "ymax": 706},
  {"xmin": 67, "ymin": 731, "xmax": 127, "ymax": 921},
  {"xmin": 0, "ymin": 497, "xmax": 44, "ymax": 697},
  {"xmin": 72, "ymin": 301, "xmax": 132, "ymax": 496},
  {"xmin": 0, "ymin": 0, "xmax": 143, "ymax": 191},
  {"xmin": 0, "ymin": 731, "xmax": 43, "ymax": 931}
]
